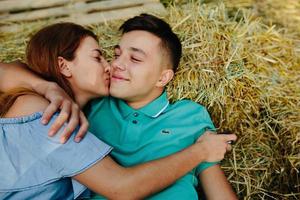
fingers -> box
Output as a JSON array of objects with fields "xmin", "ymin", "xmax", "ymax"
[
  {"xmin": 197, "ymin": 131, "xmax": 237, "ymax": 143},
  {"xmin": 42, "ymin": 98, "xmax": 63, "ymax": 125},
  {"xmin": 74, "ymin": 112, "xmax": 89, "ymax": 142},
  {"xmin": 47, "ymin": 100, "xmax": 71, "ymax": 137},
  {"xmin": 223, "ymin": 134, "xmax": 237, "ymax": 143},
  {"xmin": 218, "ymin": 130, "xmax": 237, "ymax": 143},
  {"xmin": 195, "ymin": 130, "xmax": 237, "ymax": 162},
  {"xmin": 59, "ymin": 103, "xmax": 80, "ymax": 143}
]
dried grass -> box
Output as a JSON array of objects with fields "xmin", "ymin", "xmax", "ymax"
[
  {"xmin": 166, "ymin": 2, "xmax": 300, "ymax": 199},
  {"xmin": 0, "ymin": 1, "xmax": 299, "ymax": 199}
]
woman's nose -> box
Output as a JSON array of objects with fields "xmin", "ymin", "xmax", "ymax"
[{"xmin": 105, "ymin": 64, "xmax": 111, "ymax": 73}]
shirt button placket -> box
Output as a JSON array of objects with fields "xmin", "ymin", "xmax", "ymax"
[{"xmin": 132, "ymin": 112, "xmax": 139, "ymax": 124}]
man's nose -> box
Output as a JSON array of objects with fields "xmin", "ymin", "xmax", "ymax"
[{"xmin": 112, "ymin": 57, "xmax": 126, "ymax": 71}]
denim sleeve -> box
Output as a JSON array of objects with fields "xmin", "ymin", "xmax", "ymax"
[
  {"xmin": 42, "ymin": 123, "xmax": 112, "ymax": 198},
  {"xmin": 0, "ymin": 112, "xmax": 112, "ymax": 199}
]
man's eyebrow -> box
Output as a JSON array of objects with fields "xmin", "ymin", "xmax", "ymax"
[
  {"xmin": 129, "ymin": 47, "xmax": 146, "ymax": 56},
  {"xmin": 93, "ymin": 49, "xmax": 103, "ymax": 56}
]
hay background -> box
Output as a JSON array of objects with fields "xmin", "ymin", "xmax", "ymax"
[{"xmin": 0, "ymin": 0, "xmax": 299, "ymax": 199}]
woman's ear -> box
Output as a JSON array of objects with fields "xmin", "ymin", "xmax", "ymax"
[
  {"xmin": 58, "ymin": 56, "xmax": 72, "ymax": 78},
  {"xmin": 156, "ymin": 69, "xmax": 174, "ymax": 87}
]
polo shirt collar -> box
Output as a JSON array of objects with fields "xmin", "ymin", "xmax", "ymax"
[{"xmin": 117, "ymin": 91, "xmax": 169, "ymax": 119}]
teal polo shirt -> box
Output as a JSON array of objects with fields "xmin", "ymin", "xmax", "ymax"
[{"xmin": 85, "ymin": 91, "xmax": 216, "ymax": 199}]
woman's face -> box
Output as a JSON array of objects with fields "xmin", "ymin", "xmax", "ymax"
[{"xmin": 66, "ymin": 36, "xmax": 110, "ymax": 99}]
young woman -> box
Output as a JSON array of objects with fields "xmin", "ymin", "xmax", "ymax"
[{"xmin": 0, "ymin": 23, "xmax": 231, "ymax": 200}]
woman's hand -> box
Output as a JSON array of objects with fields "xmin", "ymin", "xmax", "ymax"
[{"xmin": 39, "ymin": 82, "xmax": 89, "ymax": 143}]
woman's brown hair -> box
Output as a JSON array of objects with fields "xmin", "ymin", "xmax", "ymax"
[
  {"xmin": 26, "ymin": 22, "xmax": 98, "ymax": 99},
  {"xmin": 0, "ymin": 22, "xmax": 98, "ymax": 117}
]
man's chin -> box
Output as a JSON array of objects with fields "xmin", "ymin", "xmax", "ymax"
[{"xmin": 109, "ymin": 88, "xmax": 126, "ymax": 99}]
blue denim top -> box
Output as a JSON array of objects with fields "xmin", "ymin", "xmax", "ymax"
[{"xmin": 0, "ymin": 112, "xmax": 112, "ymax": 200}]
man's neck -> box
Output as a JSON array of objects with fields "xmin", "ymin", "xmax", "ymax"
[{"xmin": 126, "ymin": 90, "xmax": 164, "ymax": 109}]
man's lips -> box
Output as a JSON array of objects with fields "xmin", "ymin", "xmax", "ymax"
[{"xmin": 111, "ymin": 75, "xmax": 130, "ymax": 81}]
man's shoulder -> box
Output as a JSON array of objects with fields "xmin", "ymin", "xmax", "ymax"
[
  {"xmin": 170, "ymin": 99, "xmax": 207, "ymax": 112},
  {"xmin": 167, "ymin": 99, "xmax": 215, "ymax": 130}
]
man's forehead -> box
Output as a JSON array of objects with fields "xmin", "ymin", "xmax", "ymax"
[
  {"xmin": 117, "ymin": 31, "xmax": 163, "ymax": 54},
  {"xmin": 121, "ymin": 31, "xmax": 161, "ymax": 45},
  {"xmin": 115, "ymin": 44, "xmax": 146, "ymax": 55}
]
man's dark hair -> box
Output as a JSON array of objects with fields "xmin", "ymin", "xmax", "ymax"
[{"xmin": 119, "ymin": 13, "xmax": 182, "ymax": 72}]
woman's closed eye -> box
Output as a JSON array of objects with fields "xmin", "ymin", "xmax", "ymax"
[
  {"xmin": 114, "ymin": 54, "xmax": 120, "ymax": 59},
  {"xmin": 94, "ymin": 57, "xmax": 102, "ymax": 62}
]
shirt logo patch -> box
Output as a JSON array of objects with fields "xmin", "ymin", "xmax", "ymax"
[{"xmin": 161, "ymin": 129, "xmax": 171, "ymax": 135}]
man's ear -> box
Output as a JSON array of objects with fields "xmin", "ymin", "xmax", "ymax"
[
  {"xmin": 58, "ymin": 56, "xmax": 72, "ymax": 78},
  {"xmin": 156, "ymin": 69, "xmax": 174, "ymax": 87}
]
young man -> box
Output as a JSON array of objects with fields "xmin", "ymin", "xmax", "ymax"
[
  {"xmin": 86, "ymin": 14, "xmax": 236, "ymax": 200},
  {"xmin": 0, "ymin": 14, "xmax": 237, "ymax": 199}
]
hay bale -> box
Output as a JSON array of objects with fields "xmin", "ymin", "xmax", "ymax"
[
  {"xmin": 205, "ymin": 0, "xmax": 300, "ymax": 37},
  {"xmin": 165, "ymin": 2, "xmax": 300, "ymax": 199},
  {"xmin": 0, "ymin": 1, "xmax": 299, "ymax": 199}
]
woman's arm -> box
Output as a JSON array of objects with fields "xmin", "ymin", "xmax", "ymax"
[
  {"xmin": 0, "ymin": 61, "xmax": 42, "ymax": 92},
  {"xmin": 0, "ymin": 61, "xmax": 88, "ymax": 142},
  {"xmin": 199, "ymin": 165, "xmax": 238, "ymax": 200},
  {"xmin": 75, "ymin": 154, "xmax": 202, "ymax": 200},
  {"xmin": 74, "ymin": 132, "xmax": 237, "ymax": 200}
]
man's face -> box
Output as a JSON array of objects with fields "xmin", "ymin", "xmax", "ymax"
[{"xmin": 110, "ymin": 30, "xmax": 166, "ymax": 102}]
